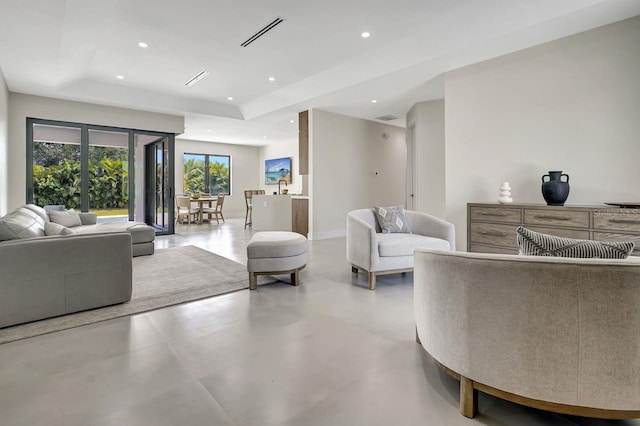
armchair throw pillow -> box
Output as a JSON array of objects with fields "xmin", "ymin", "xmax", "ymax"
[
  {"xmin": 374, "ymin": 206, "xmax": 410, "ymax": 234},
  {"xmin": 48, "ymin": 209, "xmax": 82, "ymax": 228},
  {"xmin": 516, "ymin": 226, "xmax": 634, "ymax": 259}
]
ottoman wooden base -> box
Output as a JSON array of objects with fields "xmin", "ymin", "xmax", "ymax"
[{"xmin": 249, "ymin": 265, "xmax": 306, "ymax": 290}]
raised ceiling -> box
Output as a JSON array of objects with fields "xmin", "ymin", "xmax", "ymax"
[{"xmin": 1, "ymin": 0, "xmax": 639, "ymax": 146}]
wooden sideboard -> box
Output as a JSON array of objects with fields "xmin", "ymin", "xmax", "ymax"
[{"xmin": 467, "ymin": 203, "xmax": 640, "ymax": 256}]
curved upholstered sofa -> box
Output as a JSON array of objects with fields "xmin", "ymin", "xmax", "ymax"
[
  {"xmin": 414, "ymin": 248, "xmax": 640, "ymax": 419},
  {"xmin": 346, "ymin": 208, "xmax": 455, "ymax": 290}
]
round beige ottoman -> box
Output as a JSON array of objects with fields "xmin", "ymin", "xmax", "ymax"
[{"xmin": 246, "ymin": 231, "xmax": 308, "ymax": 290}]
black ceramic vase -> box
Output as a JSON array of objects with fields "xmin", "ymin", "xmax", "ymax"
[{"xmin": 541, "ymin": 171, "xmax": 570, "ymax": 206}]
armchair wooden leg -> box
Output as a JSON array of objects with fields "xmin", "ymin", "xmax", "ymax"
[
  {"xmin": 249, "ymin": 273, "xmax": 257, "ymax": 290},
  {"xmin": 368, "ymin": 272, "xmax": 376, "ymax": 290},
  {"xmin": 460, "ymin": 376, "xmax": 478, "ymax": 418}
]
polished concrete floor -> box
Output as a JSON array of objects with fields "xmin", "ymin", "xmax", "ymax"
[{"xmin": 0, "ymin": 218, "xmax": 637, "ymax": 425}]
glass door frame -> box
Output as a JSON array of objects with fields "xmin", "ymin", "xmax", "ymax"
[{"xmin": 143, "ymin": 135, "xmax": 174, "ymax": 235}]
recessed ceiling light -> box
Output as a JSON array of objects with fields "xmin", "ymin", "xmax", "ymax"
[
  {"xmin": 361, "ymin": 32, "xmax": 371, "ymax": 38},
  {"xmin": 289, "ymin": 119, "xmax": 294, "ymax": 123},
  {"xmin": 207, "ymin": 129, "xmax": 212, "ymax": 132},
  {"xmin": 268, "ymin": 76, "xmax": 275, "ymax": 82},
  {"xmin": 371, "ymin": 99, "xmax": 378, "ymax": 103},
  {"xmin": 138, "ymin": 42, "xmax": 149, "ymax": 48},
  {"xmin": 227, "ymin": 96, "xmax": 234, "ymax": 101},
  {"xmin": 116, "ymin": 75, "xmax": 124, "ymax": 80},
  {"xmin": 263, "ymin": 136, "xmax": 267, "ymax": 139}
]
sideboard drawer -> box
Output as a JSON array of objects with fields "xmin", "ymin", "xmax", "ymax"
[
  {"xmin": 593, "ymin": 211, "xmax": 640, "ymax": 233},
  {"xmin": 469, "ymin": 222, "xmax": 518, "ymax": 249},
  {"xmin": 593, "ymin": 232, "xmax": 640, "ymax": 256},
  {"xmin": 469, "ymin": 206, "xmax": 521, "ymax": 224},
  {"xmin": 527, "ymin": 226, "xmax": 590, "ymax": 240},
  {"xmin": 524, "ymin": 209, "xmax": 589, "ymax": 229}
]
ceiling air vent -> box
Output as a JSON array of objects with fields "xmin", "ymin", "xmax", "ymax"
[
  {"xmin": 241, "ymin": 17, "xmax": 286, "ymax": 47},
  {"xmin": 375, "ymin": 114, "xmax": 398, "ymax": 122}
]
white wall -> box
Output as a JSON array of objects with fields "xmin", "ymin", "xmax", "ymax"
[
  {"xmin": 0, "ymin": 68, "xmax": 8, "ymax": 215},
  {"xmin": 406, "ymin": 99, "xmax": 445, "ymax": 219},
  {"xmin": 8, "ymin": 93, "xmax": 184, "ymax": 210},
  {"xmin": 445, "ymin": 16, "xmax": 640, "ymax": 250},
  {"xmin": 175, "ymin": 138, "xmax": 260, "ymax": 218},
  {"xmin": 310, "ymin": 109, "xmax": 406, "ymax": 239},
  {"xmin": 259, "ymin": 140, "xmax": 302, "ymax": 195}
]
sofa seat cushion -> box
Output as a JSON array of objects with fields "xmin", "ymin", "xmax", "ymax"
[
  {"xmin": 0, "ymin": 206, "xmax": 46, "ymax": 241},
  {"xmin": 377, "ymin": 233, "xmax": 450, "ymax": 257},
  {"xmin": 73, "ymin": 222, "xmax": 155, "ymax": 244}
]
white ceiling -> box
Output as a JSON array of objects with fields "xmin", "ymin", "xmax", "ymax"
[{"xmin": 1, "ymin": 0, "xmax": 639, "ymax": 146}]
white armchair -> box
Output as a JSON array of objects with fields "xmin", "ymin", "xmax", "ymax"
[{"xmin": 346, "ymin": 208, "xmax": 455, "ymax": 290}]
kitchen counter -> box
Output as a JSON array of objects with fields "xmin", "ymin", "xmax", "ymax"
[{"xmin": 252, "ymin": 195, "xmax": 309, "ymax": 236}]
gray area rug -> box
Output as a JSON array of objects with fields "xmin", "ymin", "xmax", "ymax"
[{"xmin": 0, "ymin": 245, "xmax": 248, "ymax": 345}]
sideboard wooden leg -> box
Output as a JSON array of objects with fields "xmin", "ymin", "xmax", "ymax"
[{"xmin": 460, "ymin": 376, "xmax": 478, "ymax": 418}]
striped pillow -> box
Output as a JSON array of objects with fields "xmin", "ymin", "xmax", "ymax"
[{"xmin": 516, "ymin": 226, "xmax": 634, "ymax": 259}]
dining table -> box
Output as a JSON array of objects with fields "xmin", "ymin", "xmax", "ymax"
[{"xmin": 190, "ymin": 195, "xmax": 217, "ymax": 224}]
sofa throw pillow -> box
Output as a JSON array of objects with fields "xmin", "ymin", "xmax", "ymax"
[
  {"xmin": 0, "ymin": 207, "xmax": 47, "ymax": 241},
  {"xmin": 43, "ymin": 205, "xmax": 67, "ymax": 215},
  {"xmin": 44, "ymin": 221, "xmax": 76, "ymax": 236},
  {"xmin": 516, "ymin": 226, "xmax": 634, "ymax": 259},
  {"xmin": 374, "ymin": 206, "xmax": 410, "ymax": 234},
  {"xmin": 48, "ymin": 209, "xmax": 82, "ymax": 228}
]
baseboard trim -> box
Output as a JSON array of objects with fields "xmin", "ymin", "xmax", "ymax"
[{"xmin": 311, "ymin": 229, "xmax": 346, "ymax": 240}]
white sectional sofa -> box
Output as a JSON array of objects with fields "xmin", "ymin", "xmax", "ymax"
[{"xmin": 0, "ymin": 204, "xmax": 135, "ymax": 328}]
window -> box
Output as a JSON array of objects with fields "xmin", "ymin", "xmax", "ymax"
[{"xmin": 183, "ymin": 153, "xmax": 230, "ymax": 195}]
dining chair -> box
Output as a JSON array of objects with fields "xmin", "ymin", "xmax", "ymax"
[
  {"xmin": 244, "ymin": 190, "xmax": 265, "ymax": 229},
  {"xmin": 175, "ymin": 195, "xmax": 200, "ymax": 224},
  {"xmin": 203, "ymin": 195, "xmax": 225, "ymax": 224},
  {"xmin": 244, "ymin": 190, "xmax": 253, "ymax": 229}
]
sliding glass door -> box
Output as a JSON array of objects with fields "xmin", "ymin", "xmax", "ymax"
[{"xmin": 27, "ymin": 118, "xmax": 175, "ymax": 234}]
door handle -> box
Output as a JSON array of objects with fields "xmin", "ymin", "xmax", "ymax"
[{"xmin": 534, "ymin": 215, "xmax": 572, "ymax": 221}]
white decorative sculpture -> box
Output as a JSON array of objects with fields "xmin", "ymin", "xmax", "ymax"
[{"xmin": 498, "ymin": 182, "xmax": 513, "ymax": 204}]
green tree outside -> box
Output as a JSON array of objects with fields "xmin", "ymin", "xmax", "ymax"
[{"xmin": 33, "ymin": 142, "xmax": 129, "ymax": 211}]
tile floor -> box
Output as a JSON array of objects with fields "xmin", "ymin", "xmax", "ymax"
[{"xmin": 0, "ymin": 218, "xmax": 637, "ymax": 425}]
